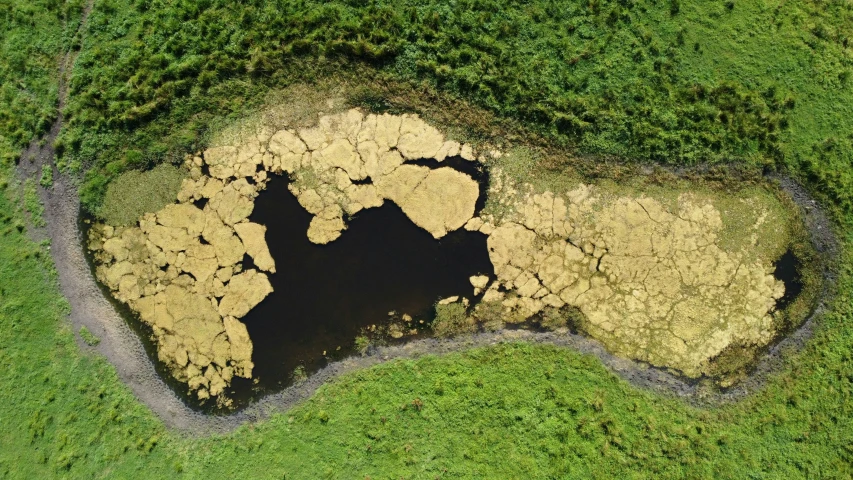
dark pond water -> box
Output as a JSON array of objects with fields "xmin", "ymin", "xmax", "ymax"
[
  {"xmin": 82, "ymin": 157, "xmax": 493, "ymax": 411},
  {"xmin": 223, "ymin": 157, "xmax": 494, "ymax": 408},
  {"xmin": 773, "ymin": 249, "xmax": 803, "ymax": 311}
]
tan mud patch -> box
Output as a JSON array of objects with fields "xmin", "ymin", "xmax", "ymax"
[{"xmin": 465, "ymin": 169, "xmax": 792, "ymax": 377}]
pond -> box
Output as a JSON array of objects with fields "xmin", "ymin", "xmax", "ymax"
[
  {"xmin": 84, "ymin": 142, "xmax": 814, "ymax": 411},
  {"xmin": 223, "ymin": 156, "xmax": 493, "ymax": 408},
  {"xmin": 772, "ymin": 249, "xmax": 803, "ymax": 311}
]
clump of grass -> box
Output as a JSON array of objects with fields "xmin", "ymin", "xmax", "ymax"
[
  {"xmin": 538, "ymin": 307, "xmax": 568, "ymax": 331},
  {"xmin": 39, "ymin": 165, "xmax": 52, "ymax": 188},
  {"xmin": 354, "ymin": 335, "xmax": 371, "ymax": 355},
  {"xmin": 704, "ymin": 342, "xmax": 758, "ymax": 386},
  {"xmin": 472, "ymin": 301, "xmax": 506, "ymax": 331},
  {"xmin": 490, "ymin": 147, "xmax": 585, "ymax": 197},
  {"xmin": 291, "ymin": 365, "xmax": 308, "ymax": 384},
  {"xmin": 22, "ymin": 179, "xmax": 45, "ymax": 228},
  {"xmin": 317, "ymin": 410, "xmax": 330, "ymax": 423},
  {"xmin": 79, "ymin": 326, "xmax": 100, "ymax": 346},
  {"xmin": 431, "ymin": 303, "xmax": 475, "ymax": 337},
  {"xmin": 98, "ymin": 164, "xmax": 186, "ymax": 226}
]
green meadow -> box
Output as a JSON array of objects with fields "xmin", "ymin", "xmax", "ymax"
[{"xmin": 1, "ymin": 0, "xmax": 852, "ymax": 478}]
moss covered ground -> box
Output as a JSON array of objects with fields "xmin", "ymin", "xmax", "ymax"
[
  {"xmin": 98, "ymin": 164, "xmax": 185, "ymax": 226},
  {"xmin": 1, "ymin": 0, "xmax": 853, "ymax": 478}
]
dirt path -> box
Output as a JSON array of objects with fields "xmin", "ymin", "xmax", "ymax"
[
  {"xmin": 14, "ymin": 1, "xmax": 230, "ymax": 434},
  {"xmin": 13, "ymin": 3, "xmax": 840, "ymax": 435}
]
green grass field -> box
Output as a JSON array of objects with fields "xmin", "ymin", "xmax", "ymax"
[{"xmin": 2, "ymin": 0, "xmax": 853, "ymax": 478}]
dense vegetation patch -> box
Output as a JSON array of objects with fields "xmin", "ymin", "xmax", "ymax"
[
  {"xmin": 0, "ymin": 0, "xmax": 85, "ymax": 153},
  {"xmin": 56, "ymin": 0, "xmax": 853, "ymax": 220},
  {"xmin": 98, "ymin": 163, "xmax": 185, "ymax": 225}
]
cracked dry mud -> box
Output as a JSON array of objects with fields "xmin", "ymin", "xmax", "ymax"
[
  {"xmin": 464, "ymin": 171, "xmax": 789, "ymax": 377},
  {"xmin": 88, "ymin": 109, "xmax": 482, "ymax": 401},
  {"xmin": 89, "ymin": 107, "xmax": 795, "ymax": 402}
]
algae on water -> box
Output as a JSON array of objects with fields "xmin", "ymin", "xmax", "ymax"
[{"xmin": 465, "ymin": 169, "xmax": 796, "ymax": 378}]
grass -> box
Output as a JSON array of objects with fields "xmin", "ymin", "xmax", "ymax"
[
  {"xmin": 54, "ymin": 0, "xmax": 853, "ymax": 219},
  {"xmin": 78, "ymin": 325, "xmax": 100, "ymax": 346},
  {"xmin": 39, "ymin": 165, "xmax": 53, "ymax": 188},
  {"xmin": 0, "ymin": 0, "xmax": 85, "ymax": 155},
  {"xmin": 0, "ymin": 0, "xmax": 853, "ymax": 478},
  {"xmin": 98, "ymin": 163, "xmax": 185, "ymax": 226},
  {"xmin": 22, "ymin": 179, "xmax": 46, "ymax": 228},
  {"xmin": 0, "ymin": 159, "xmax": 172, "ymax": 478},
  {"xmin": 432, "ymin": 302, "xmax": 474, "ymax": 338},
  {"xmin": 354, "ymin": 335, "xmax": 371, "ymax": 355}
]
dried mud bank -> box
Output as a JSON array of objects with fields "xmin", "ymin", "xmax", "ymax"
[
  {"xmin": 462, "ymin": 170, "xmax": 793, "ymax": 380},
  {"xmin": 87, "ymin": 109, "xmax": 483, "ymax": 403}
]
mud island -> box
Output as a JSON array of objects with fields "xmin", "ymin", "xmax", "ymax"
[{"xmin": 89, "ymin": 107, "xmax": 805, "ymax": 403}]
